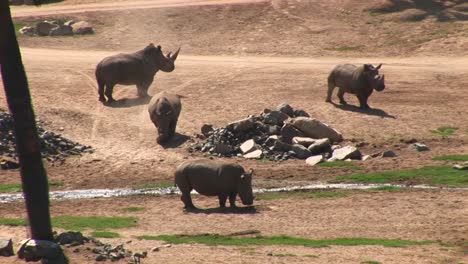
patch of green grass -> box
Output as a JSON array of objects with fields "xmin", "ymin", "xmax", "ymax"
[
  {"xmin": 430, "ymin": 126, "xmax": 458, "ymax": 136},
  {"xmin": 90, "ymin": 231, "xmax": 121, "ymax": 238},
  {"xmin": 367, "ymin": 186, "xmax": 402, "ymax": 191},
  {"xmin": 134, "ymin": 182, "xmax": 173, "ymax": 189},
  {"xmin": 361, "ymin": 261, "xmax": 381, "ymax": 264},
  {"xmin": 138, "ymin": 234, "xmax": 432, "ymax": 248},
  {"xmin": 121, "ymin": 206, "xmax": 145, "ymax": 212},
  {"xmin": 256, "ymin": 191, "xmax": 348, "ymax": 200},
  {"xmin": 0, "ymin": 217, "xmax": 27, "ymax": 226},
  {"xmin": 318, "ymin": 161, "xmax": 360, "ymax": 169},
  {"xmin": 304, "ymin": 254, "xmax": 319, "ymax": 258},
  {"xmin": 433, "ymin": 154, "xmax": 468, "ymax": 161},
  {"xmin": 52, "ymin": 215, "xmax": 137, "ymax": 231},
  {"xmin": 13, "ymin": 22, "xmax": 25, "ymax": 33},
  {"xmin": 0, "ymin": 181, "xmax": 64, "ymax": 193},
  {"xmin": 271, "ymin": 253, "xmax": 296, "ymax": 257},
  {"xmin": 256, "ymin": 192, "xmax": 290, "ymax": 200},
  {"xmin": 337, "ymin": 165, "xmax": 468, "ymax": 186},
  {"xmin": 309, "ymin": 191, "xmax": 348, "ymax": 198},
  {"xmin": 0, "ymin": 183, "xmax": 21, "ymax": 193}
]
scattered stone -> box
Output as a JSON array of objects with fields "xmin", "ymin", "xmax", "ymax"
[
  {"xmin": 0, "ymin": 156, "xmax": 19, "ymax": 170},
  {"xmin": 292, "ymin": 137, "xmax": 315, "ymax": 147},
  {"xmin": 19, "ymin": 26, "xmax": 35, "ymax": 36},
  {"xmin": 240, "ymin": 139, "xmax": 258, "ymax": 154},
  {"xmin": 0, "ymin": 238, "xmax": 14, "ymax": 257},
  {"xmin": 276, "ymin": 103, "xmax": 294, "ymax": 117},
  {"xmin": 361, "ymin": 155, "xmax": 371, "ymax": 161},
  {"xmin": 36, "ymin": 21, "xmax": 56, "ymax": 36},
  {"xmin": 281, "ymin": 123, "xmax": 305, "ymax": 144},
  {"xmin": 329, "ymin": 145, "xmax": 362, "ymax": 161},
  {"xmin": 151, "ymin": 247, "xmax": 160, "ymax": 252},
  {"xmin": 264, "ymin": 135, "xmax": 279, "ymax": 147},
  {"xmin": 49, "ymin": 25, "xmax": 73, "ymax": 36},
  {"xmin": 214, "ymin": 142, "xmax": 232, "ymax": 155},
  {"xmin": 226, "ymin": 117, "xmax": 256, "ymax": 132},
  {"xmin": 307, "ymin": 138, "xmax": 331, "ymax": 155},
  {"xmin": 71, "ymin": 21, "xmax": 94, "ymax": 35},
  {"xmin": 291, "ymin": 144, "xmax": 311, "ymax": 159},
  {"xmin": 200, "ymin": 124, "xmax": 214, "ymax": 137},
  {"xmin": 453, "ymin": 162, "xmax": 468, "ymax": 170},
  {"xmin": 55, "ymin": 231, "xmax": 86, "ymax": 245},
  {"xmin": 64, "ymin": 20, "xmax": 75, "ymax": 27},
  {"xmin": 305, "ymin": 155, "xmax": 323, "ymax": 166},
  {"xmin": 381, "ymin": 150, "xmax": 396, "ymax": 158},
  {"xmin": 410, "ymin": 143, "xmax": 429, "ymax": 152},
  {"xmin": 293, "ymin": 109, "xmax": 310, "ymax": 117},
  {"xmin": 262, "ymin": 110, "xmax": 289, "ymax": 126},
  {"xmin": 17, "ymin": 239, "xmax": 61, "ymax": 261},
  {"xmin": 243, "ymin": 149, "xmax": 263, "ymax": 159},
  {"xmin": 286, "ymin": 117, "xmax": 343, "ymax": 143},
  {"xmin": 271, "ymin": 140, "xmax": 292, "ymax": 152}
]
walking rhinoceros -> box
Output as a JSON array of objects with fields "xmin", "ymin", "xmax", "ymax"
[
  {"xmin": 326, "ymin": 63, "xmax": 385, "ymax": 109},
  {"xmin": 95, "ymin": 43, "xmax": 180, "ymax": 103},
  {"xmin": 148, "ymin": 91, "xmax": 182, "ymax": 144},
  {"xmin": 174, "ymin": 159, "xmax": 254, "ymax": 210}
]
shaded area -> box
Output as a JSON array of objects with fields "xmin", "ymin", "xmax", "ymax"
[
  {"xmin": 184, "ymin": 205, "xmax": 257, "ymax": 214},
  {"xmin": 159, "ymin": 132, "xmax": 191, "ymax": 149},
  {"xmin": 104, "ymin": 96, "xmax": 151, "ymax": 108},
  {"xmin": 368, "ymin": 0, "xmax": 468, "ymax": 21},
  {"xmin": 331, "ymin": 102, "xmax": 396, "ymax": 119}
]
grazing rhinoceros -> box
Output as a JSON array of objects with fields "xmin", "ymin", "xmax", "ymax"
[
  {"xmin": 174, "ymin": 159, "xmax": 254, "ymax": 210},
  {"xmin": 326, "ymin": 63, "xmax": 385, "ymax": 109},
  {"xmin": 148, "ymin": 91, "xmax": 182, "ymax": 144},
  {"xmin": 95, "ymin": 43, "xmax": 180, "ymax": 103}
]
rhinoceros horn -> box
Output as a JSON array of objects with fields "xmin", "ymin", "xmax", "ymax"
[
  {"xmin": 168, "ymin": 47, "xmax": 180, "ymax": 62},
  {"xmin": 375, "ymin": 64, "xmax": 382, "ymax": 70}
]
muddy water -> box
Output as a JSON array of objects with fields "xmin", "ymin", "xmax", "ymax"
[{"xmin": 1, "ymin": 183, "xmax": 466, "ymax": 204}]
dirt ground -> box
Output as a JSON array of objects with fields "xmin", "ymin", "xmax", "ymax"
[{"xmin": 1, "ymin": 0, "xmax": 468, "ymax": 263}]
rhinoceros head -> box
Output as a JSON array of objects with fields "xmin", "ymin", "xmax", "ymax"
[
  {"xmin": 238, "ymin": 168, "xmax": 254, "ymax": 205},
  {"xmin": 154, "ymin": 97, "xmax": 175, "ymax": 143},
  {"xmin": 144, "ymin": 43, "xmax": 180, "ymax": 73},
  {"xmin": 364, "ymin": 64, "xmax": 385, "ymax": 92}
]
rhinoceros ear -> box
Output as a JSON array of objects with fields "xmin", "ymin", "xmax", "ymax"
[{"xmin": 248, "ymin": 168, "xmax": 254, "ymax": 175}]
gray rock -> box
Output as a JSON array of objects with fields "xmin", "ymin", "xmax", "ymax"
[
  {"xmin": 19, "ymin": 26, "xmax": 35, "ymax": 36},
  {"xmin": 453, "ymin": 163, "xmax": 468, "ymax": 170},
  {"xmin": 276, "ymin": 103, "xmax": 294, "ymax": 117},
  {"xmin": 264, "ymin": 135, "xmax": 279, "ymax": 147},
  {"xmin": 36, "ymin": 21, "xmax": 56, "ymax": 36},
  {"xmin": 17, "ymin": 239, "xmax": 61, "ymax": 261},
  {"xmin": 226, "ymin": 117, "xmax": 255, "ymax": 132},
  {"xmin": 64, "ymin": 20, "xmax": 75, "ymax": 27},
  {"xmin": 71, "ymin": 21, "xmax": 94, "ymax": 35},
  {"xmin": 381, "ymin": 150, "xmax": 396, "ymax": 158},
  {"xmin": 329, "ymin": 145, "xmax": 362, "ymax": 161},
  {"xmin": 49, "ymin": 25, "xmax": 73, "ymax": 36},
  {"xmin": 361, "ymin": 155, "xmax": 371, "ymax": 161},
  {"xmin": 243, "ymin": 149, "xmax": 262, "ymax": 159},
  {"xmin": 200, "ymin": 124, "xmax": 214, "ymax": 137},
  {"xmin": 271, "ymin": 140, "xmax": 292, "ymax": 152},
  {"xmin": 55, "ymin": 231, "xmax": 85, "ymax": 245},
  {"xmin": 286, "ymin": 117, "xmax": 343, "ymax": 143},
  {"xmin": 291, "ymin": 144, "xmax": 312, "ymax": 159},
  {"xmin": 307, "ymin": 138, "xmax": 331, "ymax": 155},
  {"xmin": 0, "ymin": 238, "xmax": 13, "ymax": 257},
  {"xmin": 263, "ymin": 110, "xmax": 289, "ymax": 126},
  {"xmin": 292, "ymin": 137, "xmax": 315, "ymax": 147},
  {"xmin": 305, "ymin": 155, "xmax": 323, "ymax": 166},
  {"xmin": 281, "ymin": 123, "xmax": 305, "ymax": 144},
  {"xmin": 410, "ymin": 143, "xmax": 429, "ymax": 152},
  {"xmin": 214, "ymin": 143, "xmax": 232, "ymax": 155},
  {"xmin": 293, "ymin": 109, "xmax": 310, "ymax": 117},
  {"xmin": 263, "ymin": 124, "xmax": 281, "ymax": 135},
  {"xmin": 240, "ymin": 139, "xmax": 258, "ymax": 154}
]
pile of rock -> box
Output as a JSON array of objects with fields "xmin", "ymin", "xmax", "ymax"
[
  {"xmin": 189, "ymin": 103, "xmax": 363, "ymax": 165},
  {"xmin": 19, "ymin": 20, "xmax": 94, "ymax": 36},
  {"xmin": 0, "ymin": 110, "xmax": 92, "ymax": 169}
]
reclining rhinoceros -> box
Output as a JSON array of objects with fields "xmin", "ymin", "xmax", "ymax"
[
  {"xmin": 95, "ymin": 43, "xmax": 180, "ymax": 103},
  {"xmin": 174, "ymin": 159, "xmax": 254, "ymax": 210},
  {"xmin": 147, "ymin": 91, "xmax": 182, "ymax": 144},
  {"xmin": 326, "ymin": 63, "xmax": 385, "ymax": 109}
]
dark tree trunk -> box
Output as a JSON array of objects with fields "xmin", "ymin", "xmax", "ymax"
[{"xmin": 0, "ymin": 1, "xmax": 53, "ymax": 241}]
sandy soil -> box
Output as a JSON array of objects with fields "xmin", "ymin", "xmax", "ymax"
[{"xmin": 0, "ymin": 0, "xmax": 467, "ymax": 263}]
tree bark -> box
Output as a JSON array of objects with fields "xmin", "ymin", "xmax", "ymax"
[{"xmin": 0, "ymin": 1, "xmax": 53, "ymax": 241}]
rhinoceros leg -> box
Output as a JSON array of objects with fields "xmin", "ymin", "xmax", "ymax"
[
  {"xmin": 326, "ymin": 82, "xmax": 335, "ymax": 103},
  {"xmin": 228, "ymin": 193, "xmax": 237, "ymax": 208},
  {"xmin": 337, "ymin": 88, "xmax": 347, "ymax": 105},
  {"xmin": 218, "ymin": 195, "xmax": 227, "ymax": 208},
  {"xmin": 357, "ymin": 94, "xmax": 370, "ymax": 109},
  {"xmin": 104, "ymin": 84, "xmax": 116, "ymax": 103},
  {"xmin": 136, "ymin": 82, "xmax": 151, "ymax": 98},
  {"xmin": 98, "ymin": 82, "xmax": 106, "ymax": 102},
  {"xmin": 181, "ymin": 191, "xmax": 196, "ymax": 210}
]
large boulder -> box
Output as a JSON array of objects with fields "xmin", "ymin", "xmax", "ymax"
[
  {"xmin": 286, "ymin": 117, "xmax": 343, "ymax": 142},
  {"xmin": 280, "ymin": 123, "xmax": 305, "ymax": 144},
  {"xmin": 49, "ymin": 25, "xmax": 73, "ymax": 36},
  {"xmin": 276, "ymin": 103, "xmax": 294, "ymax": 117},
  {"xmin": 305, "ymin": 155, "xmax": 323, "ymax": 166},
  {"xmin": 240, "ymin": 139, "xmax": 259, "ymax": 154},
  {"xmin": 292, "ymin": 137, "xmax": 316, "ymax": 147},
  {"xmin": 71, "ymin": 21, "xmax": 94, "ymax": 35},
  {"xmin": 36, "ymin": 21, "xmax": 57, "ymax": 36},
  {"xmin": 226, "ymin": 117, "xmax": 255, "ymax": 132},
  {"xmin": 291, "ymin": 144, "xmax": 312, "ymax": 159},
  {"xmin": 243, "ymin": 149, "xmax": 263, "ymax": 159},
  {"xmin": 0, "ymin": 238, "xmax": 14, "ymax": 256},
  {"xmin": 307, "ymin": 138, "xmax": 331, "ymax": 155},
  {"xmin": 262, "ymin": 110, "xmax": 289, "ymax": 126}
]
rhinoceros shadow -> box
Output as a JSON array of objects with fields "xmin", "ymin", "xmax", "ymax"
[
  {"xmin": 104, "ymin": 96, "xmax": 151, "ymax": 108},
  {"xmin": 332, "ymin": 102, "xmax": 396, "ymax": 119},
  {"xmin": 159, "ymin": 133, "xmax": 191, "ymax": 149},
  {"xmin": 185, "ymin": 206, "xmax": 257, "ymax": 215}
]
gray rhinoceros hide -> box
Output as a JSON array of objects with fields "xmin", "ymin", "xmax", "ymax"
[
  {"xmin": 174, "ymin": 159, "xmax": 254, "ymax": 210},
  {"xmin": 148, "ymin": 91, "xmax": 182, "ymax": 144},
  {"xmin": 95, "ymin": 43, "xmax": 180, "ymax": 103}
]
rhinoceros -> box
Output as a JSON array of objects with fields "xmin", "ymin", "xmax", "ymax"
[
  {"xmin": 174, "ymin": 159, "xmax": 254, "ymax": 210},
  {"xmin": 95, "ymin": 43, "xmax": 180, "ymax": 103},
  {"xmin": 148, "ymin": 91, "xmax": 182, "ymax": 144},
  {"xmin": 326, "ymin": 63, "xmax": 385, "ymax": 109}
]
